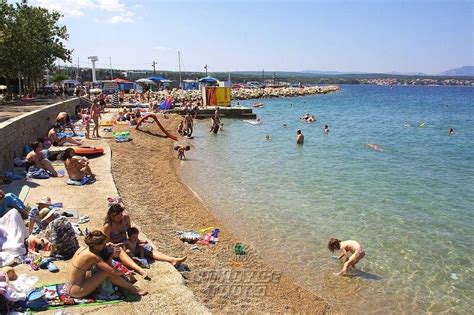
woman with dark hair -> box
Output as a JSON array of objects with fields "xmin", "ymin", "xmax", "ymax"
[
  {"xmin": 60, "ymin": 148, "xmax": 95, "ymax": 181},
  {"xmin": 65, "ymin": 230, "xmax": 147, "ymax": 298},
  {"xmin": 48, "ymin": 123, "xmax": 83, "ymax": 146},
  {"xmin": 103, "ymin": 205, "xmax": 150, "ymax": 280},
  {"xmin": 25, "ymin": 141, "xmax": 58, "ymax": 177},
  {"xmin": 103, "ymin": 204, "xmax": 131, "ymax": 244}
]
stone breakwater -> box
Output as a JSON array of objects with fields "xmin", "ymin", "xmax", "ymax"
[
  {"xmin": 144, "ymin": 85, "xmax": 339, "ymax": 103},
  {"xmin": 231, "ymin": 85, "xmax": 340, "ymax": 100}
]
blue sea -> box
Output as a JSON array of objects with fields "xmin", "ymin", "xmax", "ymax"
[{"xmin": 179, "ymin": 85, "xmax": 473, "ymax": 313}]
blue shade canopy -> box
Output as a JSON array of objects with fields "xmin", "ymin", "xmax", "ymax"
[
  {"xmin": 147, "ymin": 76, "xmax": 168, "ymax": 82},
  {"xmin": 198, "ymin": 76, "xmax": 219, "ymax": 83}
]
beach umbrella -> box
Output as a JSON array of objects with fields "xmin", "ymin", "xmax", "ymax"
[
  {"xmin": 136, "ymin": 78, "xmax": 156, "ymax": 84},
  {"xmin": 198, "ymin": 76, "xmax": 219, "ymax": 84},
  {"xmin": 147, "ymin": 76, "xmax": 168, "ymax": 83}
]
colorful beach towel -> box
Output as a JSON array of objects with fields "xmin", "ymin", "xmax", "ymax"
[{"xmin": 21, "ymin": 282, "xmax": 140, "ymax": 312}]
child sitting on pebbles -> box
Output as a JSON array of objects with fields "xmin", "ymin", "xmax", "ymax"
[{"xmin": 123, "ymin": 227, "xmax": 187, "ymax": 268}]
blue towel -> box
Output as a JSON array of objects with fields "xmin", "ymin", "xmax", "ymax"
[{"xmin": 66, "ymin": 175, "xmax": 95, "ymax": 186}]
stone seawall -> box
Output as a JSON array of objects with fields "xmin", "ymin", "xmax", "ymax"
[{"xmin": 0, "ymin": 98, "xmax": 80, "ymax": 173}]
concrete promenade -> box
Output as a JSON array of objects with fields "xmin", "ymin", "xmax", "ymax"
[{"xmin": 1, "ymin": 109, "xmax": 209, "ymax": 314}]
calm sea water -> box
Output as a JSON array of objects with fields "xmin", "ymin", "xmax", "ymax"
[{"xmin": 179, "ymin": 85, "xmax": 473, "ymax": 314}]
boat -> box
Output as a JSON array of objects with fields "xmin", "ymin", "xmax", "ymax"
[{"xmin": 253, "ymin": 102, "xmax": 264, "ymax": 108}]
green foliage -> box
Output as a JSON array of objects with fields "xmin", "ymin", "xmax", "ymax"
[
  {"xmin": 0, "ymin": 3, "xmax": 71, "ymax": 83},
  {"xmin": 50, "ymin": 72, "xmax": 68, "ymax": 85}
]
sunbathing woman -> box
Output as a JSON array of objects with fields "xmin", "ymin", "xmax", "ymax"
[
  {"xmin": 65, "ymin": 230, "xmax": 147, "ymax": 298},
  {"xmin": 48, "ymin": 123, "xmax": 83, "ymax": 146},
  {"xmin": 26, "ymin": 141, "xmax": 58, "ymax": 177},
  {"xmin": 103, "ymin": 204, "xmax": 151, "ymax": 280},
  {"xmin": 60, "ymin": 148, "xmax": 95, "ymax": 181}
]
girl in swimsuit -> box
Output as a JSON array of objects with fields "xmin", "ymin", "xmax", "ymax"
[
  {"xmin": 103, "ymin": 204, "xmax": 151, "ymax": 280},
  {"xmin": 328, "ymin": 238, "xmax": 365, "ymax": 276},
  {"xmin": 65, "ymin": 230, "xmax": 147, "ymax": 298}
]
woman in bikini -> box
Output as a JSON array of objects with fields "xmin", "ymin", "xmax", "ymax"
[
  {"xmin": 60, "ymin": 148, "xmax": 95, "ymax": 181},
  {"xmin": 90, "ymin": 100, "xmax": 101, "ymax": 138},
  {"xmin": 328, "ymin": 238, "xmax": 365, "ymax": 276},
  {"xmin": 103, "ymin": 204, "xmax": 151, "ymax": 280},
  {"xmin": 65, "ymin": 230, "xmax": 147, "ymax": 298},
  {"xmin": 48, "ymin": 123, "xmax": 83, "ymax": 146}
]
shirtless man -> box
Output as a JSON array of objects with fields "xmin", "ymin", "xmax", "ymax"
[
  {"xmin": 48, "ymin": 123, "xmax": 83, "ymax": 146},
  {"xmin": 60, "ymin": 148, "xmax": 95, "ymax": 181},
  {"xmin": 56, "ymin": 112, "xmax": 76, "ymax": 136},
  {"xmin": 296, "ymin": 129, "xmax": 304, "ymax": 145},
  {"xmin": 26, "ymin": 141, "xmax": 58, "ymax": 176}
]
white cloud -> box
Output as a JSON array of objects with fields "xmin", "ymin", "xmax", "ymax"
[
  {"xmin": 33, "ymin": 0, "xmax": 136, "ymax": 23},
  {"xmin": 97, "ymin": 0, "xmax": 125, "ymax": 12},
  {"xmin": 104, "ymin": 14, "xmax": 134, "ymax": 24}
]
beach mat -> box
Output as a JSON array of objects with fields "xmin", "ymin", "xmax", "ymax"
[
  {"xmin": 27, "ymin": 283, "xmax": 139, "ymax": 312},
  {"xmin": 18, "ymin": 185, "xmax": 30, "ymax": 203}
]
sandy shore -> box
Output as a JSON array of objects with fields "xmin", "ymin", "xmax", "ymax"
[{"xmin": 108, "ymin": 116, "xmax": 333, "ymax": 313}]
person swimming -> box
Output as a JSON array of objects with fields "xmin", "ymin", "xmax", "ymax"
[
  {"xmin": 448, "ymin": 127, "xmax": 455, "ymax": 135},
  {"xmin": 367, "ymin": 143, "xmax": 383, "ymax": 152},
  {"xmin": 323, "ymin": 124, "xmax": 329, "ymax": 133}
]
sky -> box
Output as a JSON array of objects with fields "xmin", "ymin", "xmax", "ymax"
[{"xmin": 21, "ymin": 0, "xmax": 474, "ymax": 74}]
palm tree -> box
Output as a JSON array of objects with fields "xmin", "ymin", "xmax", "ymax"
[{"xmin": 51, "ymin": 73, "xmax": 68, "ymax": 87}]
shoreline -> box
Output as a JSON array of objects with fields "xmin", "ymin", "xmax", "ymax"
[{"xmin": 109, "ymin": 118, "xmax": 333, "ymax": 313}]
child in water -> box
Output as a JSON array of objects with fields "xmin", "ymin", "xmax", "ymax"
[
  {"xmin": 174, "ymin": 145, "xmax": 190, "ymax": 160},
  {"xmin": 328, "ymin": 238, "xmax": 365, "ymax": 275}
]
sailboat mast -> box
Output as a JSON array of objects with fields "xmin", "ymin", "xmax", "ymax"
[{"xmin": 178, "ymin": 51, "xmax": 182, "ymax": 88}]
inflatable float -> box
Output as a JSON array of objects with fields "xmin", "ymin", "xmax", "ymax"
[
  {"xmin": 73, "ymin": 146, "xmax": 105, "ymax": 157},
  {"xmin": 100, "ymin": 120, "xmax": 115, "ymax": 126},
  {"xmin": 135, "ymin": 114, "xmax": 178, "ymax": 141}
]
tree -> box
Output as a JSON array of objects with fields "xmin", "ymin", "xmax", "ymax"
[
  {"xmin": 50, "ymin": 72, "xmax": 68, "ymax": 86},
  {"xmin": 0, "ymin": 3, "xmax": 71, "ymax": 91}
]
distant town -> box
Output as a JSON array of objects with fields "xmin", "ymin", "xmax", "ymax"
[{"xmin": 40, "ymin": 66, "xmax": 474, "ymax": 88}]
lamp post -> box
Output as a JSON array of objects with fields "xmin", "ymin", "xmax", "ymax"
[{"xmin": 88, "ymin": 56, "xmax": 98, "ymax": 83}]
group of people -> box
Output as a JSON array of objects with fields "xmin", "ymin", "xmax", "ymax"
[
  {"xmin": 0, "ymin": 192, "xmax": 79, "ymax": 261},
  {"xmin": 177, "ymin": 111, "xmax": 194, "ymax": 138},
  {"xmin": 117, "ymin": 107, "xmax": 141, "ymax": 126},
  {"xmin": 301, "ymin": 113, "xmax": 316, "ymax": 123},
  {"xmin": 67, "ymin": 203, "xmax": 187, "ymax": 298},
  {"xmin": 1, "ymin": 189, "xmax": 187, "ymax": 299}
]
